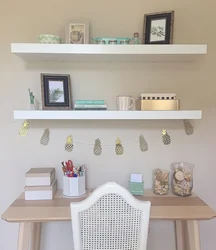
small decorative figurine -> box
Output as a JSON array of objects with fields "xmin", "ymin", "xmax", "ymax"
[{"xmin": 28, "ymin": 89, "xmax": 36, "ymax": 110}]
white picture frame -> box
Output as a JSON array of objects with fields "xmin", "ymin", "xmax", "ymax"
[{"xmin": 65, "ymin": 22, "xmax": 89, "ymax": 44}]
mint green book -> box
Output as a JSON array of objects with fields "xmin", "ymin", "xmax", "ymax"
[
  {"xmin": 128, "ymin": 181, "xmax": 144, "ymax": 196},
  {"xmin": 75, "ymin": 100, "xmax": 105, "ymax": 105}
]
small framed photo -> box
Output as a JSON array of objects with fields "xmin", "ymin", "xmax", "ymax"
[
  {"xmin": 65, "ymin": 22, "xmax": 89, "ymax": 44},
  {"xmin": 41, "ymin": 74, "xmax": 72, "ymax": 110},
  {"xmin": 143, "ymin": 11, "xmax": 174, "ymax": 44}
]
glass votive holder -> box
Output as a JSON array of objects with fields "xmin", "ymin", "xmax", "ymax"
[
  {"xmin": 153, "ymin": 168, "xmax": 170, "ymax": 195},
  {"xmin": 171, "ymin": 162, "xmax": 194, "ymax": 197}
]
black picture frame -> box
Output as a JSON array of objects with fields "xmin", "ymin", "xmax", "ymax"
[
  {"xmin": 143, "ymin": 11, "xmax": 174, "ymax": 44},
  {"xmin": 41, "ymin": 74, "xmax": 72, "ymax": 110}
]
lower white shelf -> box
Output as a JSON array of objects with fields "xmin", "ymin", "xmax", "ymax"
[{"xmin": 14, "ymin": 110, "xmax": 202, "ymax": 120}]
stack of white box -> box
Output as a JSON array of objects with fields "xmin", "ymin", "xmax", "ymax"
[{"xmin": 24, "ymin": 168, "xmax": 57, "ymax": 200}]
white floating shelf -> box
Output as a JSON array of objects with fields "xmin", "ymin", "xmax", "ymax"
[
  {"xmin": 11, "ymin": 43, "xmax": 207, "ymax": 62},
  {"xmin": 14, "ymin": 110, "xmax": 202, "ymax": 120}
]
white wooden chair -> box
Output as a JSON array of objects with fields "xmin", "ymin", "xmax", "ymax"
[{"xmin": 70, "ymin": 182, "xmax": 151, "ymax": 250}]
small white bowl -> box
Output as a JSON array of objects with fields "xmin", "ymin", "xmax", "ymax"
[{"xmin": 38, "ymin": 34, "xmax": 61, "ymax": 44}]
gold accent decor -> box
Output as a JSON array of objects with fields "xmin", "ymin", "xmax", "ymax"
[
  {"xmin": 19, "ymin": 120, "xmax": 30, "ymax": 137},
  {"xmin": 162, "ymin": 128, "xmax": 171, "ymax": 145},
  {"xmin": 136, "ymin": 99, "xmax": 180, "ymax": 111},
  {"xmin": 94, "ymin": 138, "xmax": 102, "ymax": 155},
  {"xmin": 65, "ymin": 135, "xmax": 73, "ymax": 152},
  {"xmin": 40, "ymin": 128, "xmax": 50, "ymax": 146},
  {"xmin": 139, "ymin": 134, "xmax": 148, "ymax": 151},
  {"xmin": 115, "ymin": 138, "xmax": 124, "ymax": 155}
]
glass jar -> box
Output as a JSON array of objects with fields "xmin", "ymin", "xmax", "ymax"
[
  {"xmin": 153, "ymin": 169, "xmax": 170, "ymax": 195},
  {"xmin": 171, "ymin": 162, "xmax": 194, "ymax": 197},
  {"xmin": 120, "ymin": 40, "xmax": 129, "ymax": 44},
  {"xmin": 97, "ymin": 40, "xmax": 106, "ymax": 44},
  {"xmin": 133, "ymin": 32, "xmax": 139, "ymax": 44},
  {"xmin": 108, "ymin": 40, "xmax": 117, "ymax": 44}
]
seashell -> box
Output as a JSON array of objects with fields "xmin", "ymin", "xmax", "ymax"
[
  {"xmin": 161, "ymin": 172, "xmax": 169, "ymax": 181},
  {"xmin": 174, "ymin": 171, "xmax": 185, "ymax": 181}
]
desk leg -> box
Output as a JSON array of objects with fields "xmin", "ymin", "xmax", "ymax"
[
  {"xmin": 175, "ymin": 220, "xmax": 201, "ymax": 250},
  {"xmin": 30, "ymin": 222, "xmax": 42, "ymax": 250},
  {"xmin": 186, "ymin": 220, "xmax": 201, "ymax": 250},
  {"xmin": 175, "ymin": 220, "xmax": 187, "ymax": 250},
  {"xmin": 17, "ymin": 222, "xmax": 32, "ymax": 250}
]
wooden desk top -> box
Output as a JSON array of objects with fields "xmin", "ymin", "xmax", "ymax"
[{"xmin": 1, "ymin": 189, "xmax": 216, "ymax": 222}]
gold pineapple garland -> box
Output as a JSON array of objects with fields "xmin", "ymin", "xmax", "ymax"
[
  {"xmin": 183, "ymin": 120, "xmax": 194, "ymax": 135},
  {"xmin": 18, "ymin": 121, "xmax": 195, "ymax": 151},
  {"xmin": 115, "ymin": 138, "xmax": 124, "ymax": 155},
  {"xmin": 94, "ymin": 138, "xmax": 102, "ymax": 155},
  {"xmin": 19, "ymin": 120, "xmax": 30, "ymax": 137},
  {"xmin": 40, "ymin": 128, "xmax": 50, "ymax": 146},
  {"xmin": 65, "ymin": 135, "xmax": 73, "ymax": 152},
  {"xmin": 162, "ymin": 128, "xmax": 171, "ymax": 145},
  {"xmin": 139, "ymin": 134, "xmax": 148, "ymax": 152}
]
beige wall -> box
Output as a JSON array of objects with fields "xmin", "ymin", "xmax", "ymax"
[{"xmin": 1, "ymin": 0, "xmax": 216, "ymax": 249}]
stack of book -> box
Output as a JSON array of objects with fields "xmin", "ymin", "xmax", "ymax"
[
  {"xmin": 74, "ymin": 100, "xmax": 107, "ymax": 110},
  {"xmin": 24, "ymin": 168, "xmax": 57, "ymax": 200}
]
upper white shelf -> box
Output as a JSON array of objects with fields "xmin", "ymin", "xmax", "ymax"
[
  {"xmin": 14, "ymin": 110, "xmax": 202, "ymax": 120},
  {"xmin": 11, "ymin": 43, "xmax": 207, "ymax": 63}
]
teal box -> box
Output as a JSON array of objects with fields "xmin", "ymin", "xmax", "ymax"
[{"xmin": 128, "ymin": 181, "xmax": 144, "ymax": 196}]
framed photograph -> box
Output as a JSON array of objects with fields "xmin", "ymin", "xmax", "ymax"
[
  {"xmin": 41, "ymin": 74, "xmax": 72, "ymax": 110},
  {"xmin": 65, "ymin": 22, "xmax": 89, "ymax": 44},
  {"xmin": 143, "ymin": 11, "xmax": 174, "ymax": 44}
]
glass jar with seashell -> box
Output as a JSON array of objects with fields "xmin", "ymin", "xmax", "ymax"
[
  {"xmin": 171, "ymin": 162, "xmax": 194, "ymax": 197},
  {"xmin": 153, "ymin": 169, "xmax": 170, "ymax": 195}
]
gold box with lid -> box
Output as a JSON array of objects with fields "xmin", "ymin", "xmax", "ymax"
[{"xmin": 136, "ymin": 93, "xmax": 180, "ymax": 111}]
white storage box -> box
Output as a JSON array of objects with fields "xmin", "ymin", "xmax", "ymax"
[
  {"xmin": 24, "ymin": 179, "xmax": 57, "ymax": 200},
  {"xmin": 63, "ymin": 175, "xmax": 86, "ymax": 197},
  {"xmin": 25, "ymin": 168, "xmax": 55, "ymax": 186}
]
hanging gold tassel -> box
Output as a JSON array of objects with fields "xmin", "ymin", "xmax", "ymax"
[
  {"xmin": 19, "ymin": 120, "xmax": 30, "ymax": 137},
  {"xmin": 115, "ymin": 138, "xmax": 124, "ymax": 155},
  {"xmin": 65, "ymin": 135, "xmax": 73, "ymax": 152}
]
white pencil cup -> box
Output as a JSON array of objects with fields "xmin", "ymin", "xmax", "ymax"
[{"xmin": 63, "ymin": 175, "xmax": 86, "ymax": 197}]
